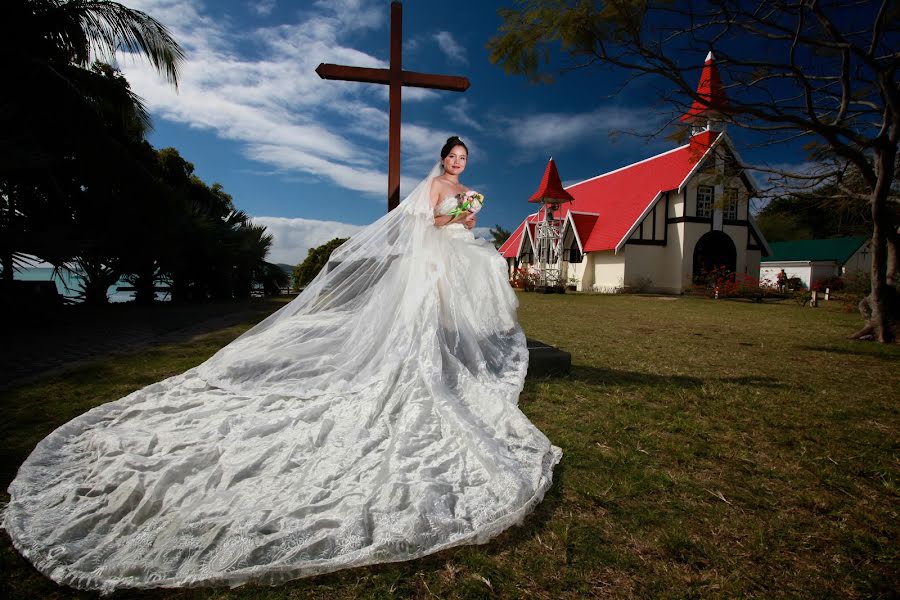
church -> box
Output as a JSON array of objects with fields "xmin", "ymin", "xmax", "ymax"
[{"xmin": 498, "ymin": 53, "xmax": 771, "ymax": 294}]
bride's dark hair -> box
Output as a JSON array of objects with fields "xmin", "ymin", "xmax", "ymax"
[{"xmin": 440, "ymin": 136, "xmax": 468, "ymax": 159}]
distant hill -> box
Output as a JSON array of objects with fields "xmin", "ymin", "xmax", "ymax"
[{"xmin": 275, "ymin": 263, "xmax": 294, "ymax": 275}]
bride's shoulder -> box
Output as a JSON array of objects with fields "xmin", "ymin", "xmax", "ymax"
[{"xmin": 429, "ymin": 177, "xmax": 460, "ymax": 206}]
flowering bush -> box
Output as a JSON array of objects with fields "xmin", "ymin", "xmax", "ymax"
[
  {"xmin": 697, "ymin": 265, "xmax": 735, "ymax": 298},
  {"xmin": 510, "ymin": 266, "xmax": 538, "ymax": 289},
  {"xmin": 812, "ymin": 276, "xmax": 843, "ymax": 292},
  {"xmin": 694, "ymin": 265, "xmax": 778, "ymax": 299}
]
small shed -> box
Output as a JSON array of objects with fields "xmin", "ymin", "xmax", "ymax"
[{"xmin": 759, "ymin": 237, "xmax": 870, "ymax": 288}]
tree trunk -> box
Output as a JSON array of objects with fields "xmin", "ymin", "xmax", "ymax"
[
  {"xmin": 130, "ymin": 263, "xmax": 159, "ymax": 305},
  {"xmin": 2, "ymin": 191, "xmax": 15, "ymax": 286},
  {"xmin": 887, "ymin": 227, "xmax": 899, "ymax": 289},
  {"xmin": 1, "ymin": 252, "xmax": 12, "ymax": 285},
  {"xmin": 850, "ymin": 147, "xmax": 898, "ymax": 342},
  {"xmin": 77, "ymin": 257, "xmax": 117, "ymax": 306}
]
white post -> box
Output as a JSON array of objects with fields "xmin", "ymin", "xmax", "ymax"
[{"xmin": 825, "ymin": 287, "xmax": 830, "ymax": 301}]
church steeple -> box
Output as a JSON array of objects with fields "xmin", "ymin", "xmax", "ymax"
[{"xmin": 680, "ymin": 51, "xmax": 727, "ymax": 136}]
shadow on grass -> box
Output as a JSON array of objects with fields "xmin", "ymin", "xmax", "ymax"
[
  {"xmin": 564, "ymin": 365, "xmax": 782, "ymax": 389},
  {"xmin": 794, "ymin": 344, "xmax": 900, "ymax": 362}
]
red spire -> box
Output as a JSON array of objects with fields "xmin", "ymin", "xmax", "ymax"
[
  {"xmin": 528, "ymin": 157, "xmax": 575, "ymax": 204},
  {"xmin": 680, "ymin": 51, "xmax": 727, "ymax": 122}
]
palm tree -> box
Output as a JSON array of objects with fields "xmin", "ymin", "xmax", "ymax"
[
  {"xmin": 0, "ymin": 0, "xmax": 183, "ymax": 290},
  {"xmin": 1, "ymin": 0, "xmax": 183, "ymax": 85}
]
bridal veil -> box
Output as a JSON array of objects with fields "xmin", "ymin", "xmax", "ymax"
[{"xmin": 2, "ymin": 162, "xmax": 563, "ymax": 592}]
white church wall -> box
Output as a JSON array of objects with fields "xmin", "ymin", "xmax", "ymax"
[
  {"xmin": 622, "ymin": 245, "xmax": 682, "ymax": 293},
  {"xmin": 683, "ymin": 179, "xmax": 697, "ymax": 217},
  {"xmin": 630, "ymin": 196, "xmax": 667, "ymax": 241},
  {"xmin": 566, "ymin": 255, "xmax": 591, "ymax": 290},
  {"xmin": 589, "ymin": 251, "xmax": 625, "ymax": 292},
  {"xmin": 670, "ymin": 190, "xmax": 685, "ymax": 218},
  {"xmin": 669, "ymin": 216, "xmax": 688, "ymax": 292},
  {"xmin": 722, "ymin": 224, "xmax": 750, "ymax": 273}
]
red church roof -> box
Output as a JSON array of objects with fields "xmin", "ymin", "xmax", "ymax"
[
  {"xmin": 681, "ymin": 51, "xmax": 727, "ymax": 122},
  {"xmin": 528, "ymin": 158, "xmax": 575, "ymax": 204},
  {"xmin": 497, "ymin": 223, "xmax": 523, "ymax": 257},
  {"xmin": 500, "ymin": 130, "xmax": 722, "ymax": 258},
  {"xmin": 568, "ymin": 212, "xmax": 600, "ymax": 249}
]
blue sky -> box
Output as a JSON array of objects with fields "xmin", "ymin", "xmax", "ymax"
[{"xmin": 117, "ymin": 0, "xmax": 808, "ymax": 265}]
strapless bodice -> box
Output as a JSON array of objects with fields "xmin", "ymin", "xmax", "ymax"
[{"xmin": 434, "ymin": 194, "xmax": 462, "ymax": 216}]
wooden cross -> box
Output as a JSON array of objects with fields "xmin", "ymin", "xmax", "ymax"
[{"xmin": 315, "ymin": 1, "xmax": 469, "ymax": 212}]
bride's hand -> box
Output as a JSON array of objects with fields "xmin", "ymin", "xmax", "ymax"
[{"xmin": 463, "ymin": 212, "xmax": 477, "ymax": 230}]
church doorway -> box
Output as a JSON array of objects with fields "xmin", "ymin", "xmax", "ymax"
[{"xmin": 692, "ymin": 231, "xmax": 737, "ymax": 283}]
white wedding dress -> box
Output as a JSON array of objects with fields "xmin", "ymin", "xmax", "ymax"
[{"xmin": 2, "ymin": 163, "xmax": 562, "ymax": 593}]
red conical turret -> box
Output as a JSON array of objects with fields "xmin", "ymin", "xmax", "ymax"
[
  {"xmin": 529, "ymin": 157, "xmax": 575, "ymax": 204},
  {"xmin": 680, "ymin": 51, "xmax": 727, "ymax": 124}
]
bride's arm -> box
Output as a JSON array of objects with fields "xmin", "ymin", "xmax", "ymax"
[
  {"xmin": 434, "ymin": 213, "xmax": 470, "ymax": 227},
  {"xmin": 430, "ymin": 178, "xmax": 471, "ymax": 227}
]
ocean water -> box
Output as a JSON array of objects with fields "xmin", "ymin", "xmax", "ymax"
[{"xmin": 16, "ymin": 267, "xmax": 169, "ymax": 303}]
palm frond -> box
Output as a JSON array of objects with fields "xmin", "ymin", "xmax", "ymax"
[{"xmin": 55, "ymin": 0, "xmax": 185, "ymax": 86}]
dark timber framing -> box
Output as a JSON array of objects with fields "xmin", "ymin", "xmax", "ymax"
[{"xmin": 627, "ymin": 195, "xmax": 667, "ymax": 247}]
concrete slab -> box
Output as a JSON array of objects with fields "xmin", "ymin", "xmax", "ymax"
[{"xmin": 526, "ymin": 338, "xmax": 571, "ymax": 378}]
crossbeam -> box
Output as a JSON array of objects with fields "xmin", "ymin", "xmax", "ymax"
[{"xmin": 315, "ymin": 65, "xmax": 469, "ymax": 92}]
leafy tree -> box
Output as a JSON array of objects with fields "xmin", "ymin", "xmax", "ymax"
[
  {"xmin": 260, "ymin": 263, "xmax": 290, "ymax": 297},
  {"xmin": 757, "ymin": 193, "xmax": 871, "ymax": 243},
  {"xmin": 490, "ymin": 224, "xmax": 512, "ymax": 249},
  {"xmin": 293, "ymin": 238, "xmax": 349, "ymax": 291},
  {"xmin": 0, "ymin": 0, "xmax": 182, "ymax": 295},
  {"xmin": 490, "ymin": 0, "xmax": 900, "ymax": 342}
]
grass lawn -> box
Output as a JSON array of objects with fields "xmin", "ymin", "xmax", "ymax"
[{"xmin": 1, "ymin": 293, "xmax": 897, "ymax": 599}]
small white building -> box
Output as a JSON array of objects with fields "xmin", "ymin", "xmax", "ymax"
[
  {"xmin": 759, "ymin": 237, "xmax": 871, "ymax": 288},
  {"xmin": 499, "ymin": 53, "xmax": 771, "ymax": 293}
]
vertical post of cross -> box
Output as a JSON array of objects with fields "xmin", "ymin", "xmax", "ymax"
[{"xmin": 388, "ymin": 2, "xmax": 402, "ymax": 211}]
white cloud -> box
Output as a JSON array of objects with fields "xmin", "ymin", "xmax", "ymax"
[
  {"xmin": 249, "ymin": 0, "xmax": 276, "ymax": 17},
  {"xmin": 403, "ymin": 35, "xmax": 422, "ymax": 54},
  {"xmin": 251, "ymin": 216, "xmax": 364, "ymax": 264},
  {"xmin": 433, "ymin": 31, "xmax": 468, "ymax": 65},
  {"xmin": 445, "ymin": 97, "xmax": 483, "ymax": 132},
  {"xmin": 503, "ymin": 107, "xmax": 651, "ymax": 152},
  {"xmin": 117, "ymin": 0, "xmax": 449, "ymax": 200},
  {"xmin": 472, "ymin": 226, "xmax": 493, "ymax": 241}
]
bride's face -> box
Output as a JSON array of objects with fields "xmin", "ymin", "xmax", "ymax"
[{"xmin": 442, "ymin": 146, "xmax": 467, "ymax": 177}]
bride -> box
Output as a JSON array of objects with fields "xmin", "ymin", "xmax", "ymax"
[{"xmin": 2, "ymin": 136, "xmax": 563, "ymax": 592}]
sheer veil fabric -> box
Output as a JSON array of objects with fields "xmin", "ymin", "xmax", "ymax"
[{"xmin": 2, "ymin": 162, "xmax": 563, "ymax": 593}]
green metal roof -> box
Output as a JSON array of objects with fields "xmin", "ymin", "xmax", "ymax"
[{"xmin": 761, "ymin": 237, "xmax": 867, "ymax": 263}]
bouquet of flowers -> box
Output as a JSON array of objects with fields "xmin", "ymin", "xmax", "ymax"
[{"xmin": 447, "ymin": 191, "xmax": 485, "ymax": 218}]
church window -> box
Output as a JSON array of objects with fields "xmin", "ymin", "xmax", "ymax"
[
  {"xmin": 725, "ymin": 188, "xmax": 739, "ymax": 220},
  {"xmin": 696, "ymin": 185, "xmax": 713, "ymax": 218}
]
